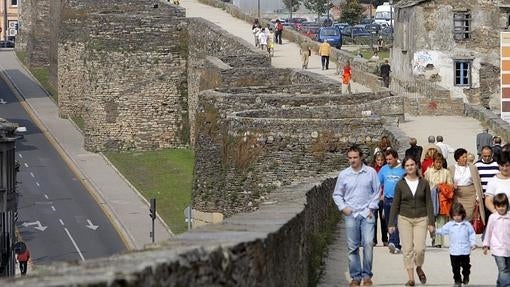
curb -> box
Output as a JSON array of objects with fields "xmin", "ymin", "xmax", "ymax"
[{"xmin": 0, "ymin": 57, "xmax": 136, "ymax": 251}]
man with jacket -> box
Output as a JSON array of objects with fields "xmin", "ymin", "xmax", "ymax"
[{"xmin": 319, "ymin": 41, "xmax": 331, "ymax": 70}]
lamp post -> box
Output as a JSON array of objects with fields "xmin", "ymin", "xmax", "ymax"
[
  {"xmin": 257, "ymin": 0, "xmax": 260, "ymax": 19},
  {"xmin": 3, "ymin": 0, "xmax": 8, "ymax": 47}
]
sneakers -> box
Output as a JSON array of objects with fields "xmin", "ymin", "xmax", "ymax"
[
  {"xmin": 463, "ymin": 275, "xmax": 469, "ymax": 285},
  {"xmin": 388, "ymin": 243, "xmax": 401, "ymax": 254},
  {"xmin": 349, "ymin": 279, "xmax": 361, "ymax": 286},
  {"xmin": 362, "ymin": 278, "xmax": 373, "ymax": 286}
]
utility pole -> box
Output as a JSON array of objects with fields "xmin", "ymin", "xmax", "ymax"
[
  {"xmin": 149, "ymin": 198, "xmax": 156, "ymax": 243},
  {"xmin": 0, "ymin": 119, "xmax": 20, "ymax": 277},
  {"xmin": 257, "ymin": 0, "xmax": 260, "ymax": 19}
]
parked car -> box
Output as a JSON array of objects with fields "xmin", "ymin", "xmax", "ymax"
[
  {"xmin": 333, "ymin": 23, "xmax": 349, "ymax": 32},
  {"xmin": 0, "ymin": 40, "xmax": 15, "ymax": 48},
  {"xmin": 365, "ymin": 23, "xmax": 382, "ymax": 34},
  {"xmin": 360, "ymin": 18, "xmax": 373, "ymax": 25},
  {"xmin": 342, "ymin": 25, "xmax": 371, "ymax": 37},
  {"xmin": 380, "ymin": 26, "xmax": 393, "ymax": 36},
  {"xmin": 317, "ymin": 27, "xmax": 342, "ymax": 49},
  {"xmin": 302, "ymin": 26, "xmax": 321, "ymax": 40}
]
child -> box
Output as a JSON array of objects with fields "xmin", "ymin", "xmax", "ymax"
[
  {"xmin": 466, "ymin": 153, "xmax": 476, "ymax": 164},
  {"xmin": 483, "ymin": 193, "xmax": 510, "ymax": 287},
  {"xmin": 435, "ymin": 202, "xmax": 476, "ymax": 287},
  {"xmin": 267, "ymin": 28, "xmax": 275, "ymax": 56}
]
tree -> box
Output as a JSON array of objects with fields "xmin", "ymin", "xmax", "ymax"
[
  {"xmin": 283, "ymin": 0, "xmax": 301, "ymax": 21},
  {"xmin": 304, "ymin": 0, "xmax": 329, "ymax": 22},
  {"xmin": 341, "ymin": 0, "xmax": 363, "ymax": 25}
]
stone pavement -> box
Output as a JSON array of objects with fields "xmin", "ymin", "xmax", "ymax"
[
  {"xmin": 181, "ymin": 0, "xmax": 371, "ymax": 94},
  {"xmin": 181, "ymin": 1, "xmax": 500, "ymax": 286},
  {"xmin": 0, "ymin": 51, "xmax": 172, "ymax": 251}
]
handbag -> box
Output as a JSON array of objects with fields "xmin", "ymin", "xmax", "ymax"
[{"xmin": 471, "ymin": 202, "xmax": 484, "ymax": 234}]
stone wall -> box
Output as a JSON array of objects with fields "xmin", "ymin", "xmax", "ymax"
[
  {"xmin": 3, "ymin": 175, "xmax": 339, "ymax": 287},
  {"xmin": 193, "ymin": 87, "xmax": 403, "ymax": 216},
  {"xmin": 58, "ymin": 2, "xmax": 190, "ymax": 151},
  {"xmin": 465, "ymin": 104, "xmax": 510, "ymax": 143}
]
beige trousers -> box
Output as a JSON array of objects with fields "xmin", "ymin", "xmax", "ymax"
[{"xmin": 398, "ymin": 215, "xmax": 428, "ymax": 269}]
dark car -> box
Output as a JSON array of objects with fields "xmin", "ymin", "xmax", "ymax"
[
  {"xmin": 0, "ymin": 40, "xmax": 15, "ymax": 48},
  {"xmin": 360, "ymin": 18, "xmax": 373, "ymax": 25},
  {"xmin": 317, "ymin": 27, "xmax": 342, "ymax": 49},
  {"xmin": 302, "ymin": 26, "xmax": 320, "ymax": 40},
  {"xmin": 380, "ymin": 27, "xmax": 394, "ymax": 36},
  {"xmin": 365, "ymin": 23, "xmax": 381, "ymax": 34},
  {"xmin": 333, "ymin": 23, "xmax": 349, "ymax": 32},
  {"xmin": 342, "ymin": 25, "xmax": 372, "ymax": 37}
]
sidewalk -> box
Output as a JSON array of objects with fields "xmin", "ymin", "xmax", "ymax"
[
  {"xmin": 182, "ymin": 0, "xmax": 371, "ymax": 93},
  {"xmin": 0, "ymin": 51, "xmax": 172, "ymax": 250},
  {"xmin": 181, "ymin": 1, "xmax": 500, "ymax": 286}
]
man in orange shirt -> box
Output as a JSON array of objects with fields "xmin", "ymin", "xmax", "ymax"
[{"xmin": 342, "ymin": 61, "xmax": 352, "ymax": 95}]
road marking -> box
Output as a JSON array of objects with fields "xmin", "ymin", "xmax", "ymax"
[
  {"xmin": 30, "ymin": 172, "xmax": 35, "ymax": 178},
  {"xmin": 85, "ymin": 219, "xmax": 99, "ymax": 231},
  {"xmin": 24, "ymin": 163, "xmax": 28, "ymax": 168},
  {"xmin": 18, "ymin": 153, "xmax": 22, "ymax": 158},
  {"xmin": 44, "ymin": 194, "xmax": 48, "ymax": 199},
  {"xmin": 64, "ymin": 227, "xmax": 85, "ymax": 261},
  {"xmin": 59, "ymin": 219, "xmax": 65, "ymax": 226},
  {"xmin": 0, "ymin": 98, "xmax": 6, "ymax": 104},
  {"xmin": 22, "ymin": 221, "xmax": 47, "ymax": 231},
  {"xmin": 36, "ymin": 182, "xmax": 40, "ymax": 187},
  {"xmin": 51, "ymin": 206, "xmax": 56, "ymax": 212}
]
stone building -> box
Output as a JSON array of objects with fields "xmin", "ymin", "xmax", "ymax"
[{"xmin": 391, "ymin": 0, "xmax": 508, "ymax": 109}]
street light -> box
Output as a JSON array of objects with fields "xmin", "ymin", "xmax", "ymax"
[
  {"xmin": 257, "ymin": 0, "xmax": 260, "ymax": 20},
  {"xmin": 389, "ymin": 0, "xmax": 394, "ymax": 41}
]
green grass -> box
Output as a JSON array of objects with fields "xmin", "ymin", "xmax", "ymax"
[
  {"xmin": 15, "ymin": 51, "xmax": 27, "ymax": 66},
  {"xmin": 31, "ymin": 67, "xmax": 58, "ymax": 103},
  {"xmin": 358, "ymin": 49, "xmax": 390, "ymax": 61},
  {"xmin": 104, "ymin": 149, "xmax": 194, "ymax": 234},
  {"xmin": 71, "ymin": 116, "xmax": 85, "ymax": 131}
]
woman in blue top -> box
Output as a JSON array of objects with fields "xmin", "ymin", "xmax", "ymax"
[{"xmin": 435, "ymin": 202, "xmax": 476, "ymax": 287}]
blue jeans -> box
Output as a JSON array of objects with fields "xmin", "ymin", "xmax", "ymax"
[
  {"xmin": 494, "ymin": 256, "xmax": 510, "ymax": 287},
  {"xmin": 344, "ymin": 213, "xmax": 375, "ymax": 281},
  {"xmin": 384, "ymin": 197, "xmax": 401, "ymax": 249}
]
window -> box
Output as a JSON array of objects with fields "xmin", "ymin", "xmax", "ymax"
[
  {"xmin": 11, "ymin": 0, "xmax": 17, "ymax": 6},
  {"xmin": 454, "ymin": 60, "xmax": 471, "ymax": 86},
  {"xmin": 453, "ymin": 12, "xmax": 471, "ymax": 40}
]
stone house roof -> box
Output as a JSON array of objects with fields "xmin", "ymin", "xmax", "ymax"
[{"xmin": 394, "ymin": 0, "xmax": 430, "ymax": 8}]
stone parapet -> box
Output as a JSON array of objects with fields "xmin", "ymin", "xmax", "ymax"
[{"xmin": 465, "ymin": 104, "xmax": 510, "ymax": 143}]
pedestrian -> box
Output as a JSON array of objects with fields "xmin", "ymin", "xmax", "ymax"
[
  {"xmin": 476, "ymin": 128, "xmax": 493, "ymax": 158},
  {"xmin": 370, "ymin": 51, "xmax": 380, "ymax": 62},
  {"xmin": 424, "ymin": 153, "xmax": 454, "ymax": 248},
  {"xmin": 483, "ymin": 193, "xmax": 510, "ymax": 287},
  {"xmin": 376, "ymin": 36, "xmax": 384, "ymax": 52},
  {"xmin": 493, "ymin": 136, "xmax": 503, "ymax": 163},
  {"xmin": 475, "ymin": 146, "xmax": 499, "ymax": 225},
  {"xmin": 252, "ymin": 24, "xmax": 261, "ymax": 47},
  {"xmin": 420, "ymin": 135, "xmax": 442, "ymax": 162},
  {"xmin": 16, "ymin": 247, "xmax": 30, "ymax": 275},
  {"xmin": 342, "ymin": 61, "xmax": 353, "ymax": 95},
  {"xmin": 388, "ymin": 156, "xmax": 435, "ymax": 286},
  {"xmin": 371, "ymin": 151, "xmax": 388, "ymax": 247},
  {"xmin": 405, "ymin": 137, "xmax": 423, "ymax": 167},
  {"xmin": 332, "ymin": 145, "xmax": 380, "ymax": 287},
  {"xmin": 435, "ymin": 135, "xmax": 452, "ymax": 167},
  {"xmin": 435, "ymin": 202, "xmax": 476, "ymax": 287},
  {"xmin": 467, "ymin": 153, "xmax": 476, "ymax": 165},
  {"xmin": 275, "ymin": 19, "xmax": 284, "ymax": 45},
  {"xmin": 374, "ymin": 135, "xmax": 391, "ymax": 154},
  {"xmin": 319, "ymin": 41, "xmax": 331, "ymax": 70},
  {"xmin": 267, "ymin": 28, "xmax": 275, "ymax": 56},
  {"xmin": 449, "ymin": 148, "xmax": 485, "ymax": 222},
  {"xmin": 379, "ymin": 149, "xmax": 405, "ymax": 255},
  {"xmin": 258, "ymin": 27, "xmax": 268, "ymax": 52},
  {"xmin": 484, "ymin": 151, "xmax": 510, "ymax": 218},
  {"xmin": 300, "ymin": 42, "xmax": 311, "ymax": 70},
  {"xmin": 380, "ymin": 59, "xmax": 391, "ymax": 88},
  {"xmin": 421, "ymin": 146, "xmax": 438, "ymax": 175}
]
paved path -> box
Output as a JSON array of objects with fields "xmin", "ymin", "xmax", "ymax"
[
  {"xmin": 181, "ymin": 1, "xmax": 500, "ymax": 286},
  {"xmin": 182, "ymin": 0, "xmax": 370, "ymax": 93},
  {"xmin": 0, "ymin": 51, "xmax": 172, "ymax": 251}
]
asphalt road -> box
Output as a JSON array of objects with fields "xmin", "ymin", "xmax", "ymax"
[{"xmin": 0, "ymin": 77, "xmax": 125, "ymax": 264}]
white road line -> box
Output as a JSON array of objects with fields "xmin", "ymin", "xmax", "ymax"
[
  {"xmin": 36, "ymin": 182, "xmax": 40, "ymax": 187},
  {"xmin": 18, "ymin": 153, "xmax": 22, "ymax": 158},
  {"xmin": 64, "ymin": 227, "xmax": 85, "ymax": 261},
  {"xmin": 30, "ymin": 172, "xmax": 35, "ymax": 178},
  {"xmin": 44, "ymin": 194, "xmax": 49, "ymax": 199},
  {"xmin": 59, "ymin": 219, "xmax": 64, "ymax": 226},
  {"xmin": 51, "ymin": 206, "xmax": 56, "ymax": 212},
  {"xmin": 24, "ymin": 163, "xmax": 28, "ymax": 168}
]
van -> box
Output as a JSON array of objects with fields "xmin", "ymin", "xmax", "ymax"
[
  {"xmin": 317, "ymin": 27, "xmax": 342, "ymax": 49},
  {"xmin": 374, "ymin": 2, "xmax": 394, "ymax": 27}
]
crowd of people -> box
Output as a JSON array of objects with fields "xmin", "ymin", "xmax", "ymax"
[{"xmin": 333, "ymin": 132, "xmax": 510, "ymax": 287}]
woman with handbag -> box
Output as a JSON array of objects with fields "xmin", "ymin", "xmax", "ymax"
[{"xmin": 448, "ymin": 148, "xmax": 486, "ymax": 224}]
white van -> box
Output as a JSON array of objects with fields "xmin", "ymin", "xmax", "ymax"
[{"xmin": 374, "ymin": 2, "xmax": 394, "ymax": 27}]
